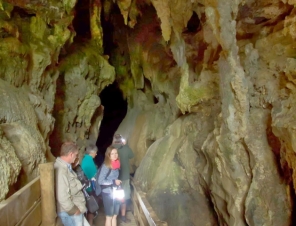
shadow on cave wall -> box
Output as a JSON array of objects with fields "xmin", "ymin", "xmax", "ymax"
[
  {"xmin": 95, "ymin": 82, "xmax": 127, "ymax": 166},
  {"xmin": 49, "ymin": 75, "xmax": 66, "ymax": 157},
  {"xmin": 266, "ymin": 115, "xmax": 296, "ymax": 225}
]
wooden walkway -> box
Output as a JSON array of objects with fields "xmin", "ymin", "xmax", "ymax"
[
  {"xmin": 0, "ymin": 163, "xmax": 167, "ymax": 226},
  {"xmin": 94, "ymin": 209, "xmax": 137, "ymax": 226},
  {"xmin": 94, "ymin": 198, "xmax": 137, "ymax": 226}
]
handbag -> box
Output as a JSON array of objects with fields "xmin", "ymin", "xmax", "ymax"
[{"xmin": 82, "ymin": 188, "xmax": 99, "ymax": 213}]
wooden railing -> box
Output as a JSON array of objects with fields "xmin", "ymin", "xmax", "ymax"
[
  {"xmin": 0, "ymin": 177, "xmax": 42, "ymax": 226},
  {"xmin": 0, "ymin": 166, "xmax": 167, "ymax": 226},
  {"xmin": 0, "ymin": 163, "xmax": 57, "ymax": 226},
  {"xmin": 131, "ymin": 178, "xmax": 168, "ymax": 226}
]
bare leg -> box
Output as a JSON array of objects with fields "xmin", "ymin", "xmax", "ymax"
[
  {"xmin": 120, "ymin": 203, "xmax": 131, "ymax": 223},
  {"xmin": 87, "ymin": 213, "xmax": 94, "ymax": 226},
  {"xmin": 111, "ymin": 215, "xmax": 117, "ymax": 226},
  {"xmin": 105, "ymin": 216, "xmax": 112, "ymax": 226},
  {"xmin": 121, "ymin": 203, "xmax": 126, "ymax": 217}
]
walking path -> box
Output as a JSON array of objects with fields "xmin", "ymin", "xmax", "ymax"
[{"xmin": 93, "ymin": 198, "xmax": 137, "ymax": 226}]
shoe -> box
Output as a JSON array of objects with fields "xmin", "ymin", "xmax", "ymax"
[{"xmin": 121, "ymin": 216, "xmax": 131, "ymax": 223}]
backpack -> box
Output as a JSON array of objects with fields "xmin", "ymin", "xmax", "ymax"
[{"xmin": 95, "ymin": 166, "xmax": 111, "ymax": 196}]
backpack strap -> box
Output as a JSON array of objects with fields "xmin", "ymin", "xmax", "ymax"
[
  {"xmin": 96, "ymin": 167, "xmax": 112, "ymax": 181},
  {"xmin": 106, "ymin": 168, "xmax": 111, "ymax": 178},
  {"xmin": 95, "ymin": 167, "xmax": 112, "ymax": 189}
]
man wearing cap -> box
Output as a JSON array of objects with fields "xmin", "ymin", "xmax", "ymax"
[{"xmin": 112, "ymin": 134, "xmax": 134, "ymax": 223}]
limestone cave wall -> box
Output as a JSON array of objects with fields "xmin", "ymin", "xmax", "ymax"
[
  {"xmin": 0, "ymin": 0, "xmax": 295, "ymax": 225},
  {"xmin": 113, "ymin": 0, "xmax": 296, "ymax": 225},
  {"xmin": 0, "ymin": 0, "xmax": 115, "ymax": 200}
]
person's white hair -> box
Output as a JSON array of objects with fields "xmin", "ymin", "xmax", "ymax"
[{"xmin": 85, "ymin": 144, "xmax": 98, "ymax": 154}]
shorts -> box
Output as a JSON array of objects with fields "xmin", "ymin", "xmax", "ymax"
[
  {"xmin": 121, "ymin": 179, "xmax": 131, "ymax": 201},
  {"xmin": 102, "ymin": 192, "xmax": 120, "ymax": 216}
]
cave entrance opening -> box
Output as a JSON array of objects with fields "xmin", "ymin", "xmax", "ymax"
[{"xmin": 95, "ymin": 82, "xmax": 127, "ymax": 166}]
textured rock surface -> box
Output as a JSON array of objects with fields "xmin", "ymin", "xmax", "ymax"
[
  {"xmin": 0, "ymin": 0, "xmax": 114, "ymax": 200},
  {"xmin": 0, "ymin": 0, "xmax": 295, "ymax": 225},
  {"xmin": 0, "ymin": 80, "xmax": 45, "ymax": 200},
  {"xmin": 113, "ymin": 0, "xmax": 294, "ymax": 225}
]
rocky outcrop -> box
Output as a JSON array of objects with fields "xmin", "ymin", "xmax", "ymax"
[
  {"xmin": 113, "ymin": 0, "xmax": 294, "ymax": 225},
  {"xmin": 0, "ymin": 80, "xmax": 45, "ymax": 200},
  {"xmin": 0, "ymin": 0, "xmax": 114, "ymax": 200},
  {"xmin": 0, "ymin": 0, "xmax": 295, "ymax": 225}
]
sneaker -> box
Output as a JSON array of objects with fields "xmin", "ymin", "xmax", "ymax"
[{"xmin": 121, "ymin": 216, "xmax": 131, "ymax": 223}]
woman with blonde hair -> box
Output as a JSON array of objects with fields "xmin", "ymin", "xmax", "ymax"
[{"xmin": 98, "ymin": 146, "xmax": 122, "ymax": 226}]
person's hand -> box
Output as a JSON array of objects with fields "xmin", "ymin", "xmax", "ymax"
[
  {"xmin": 115, "ymin": 179, "xmax": 122, "ymax": 186},
  {"xmin": 74, "ymin": 209, "xmax": 81, "ymax": 215}
]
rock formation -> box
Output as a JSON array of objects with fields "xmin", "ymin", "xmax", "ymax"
[
  {"xmin": 0, "ymin": 0, "xmax": 115, "ymax": 199},
  {"xmin": 0, "ymin": 0, "xmax": 295, "ymax": 225}
]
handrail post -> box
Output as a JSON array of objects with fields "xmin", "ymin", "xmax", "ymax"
[{"xmin": 39, "ymin": 162, "xmax": 56, "ymax": 226}]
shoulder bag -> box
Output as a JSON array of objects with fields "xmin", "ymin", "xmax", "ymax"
[{"xmin": 82, "ymin": 188, "xmax": 99, "ymax": 213}]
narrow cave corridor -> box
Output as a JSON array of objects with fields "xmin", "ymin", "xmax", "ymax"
[
  {"xmin": 95, "ymin": 82, "xmax": 127, "ymax": 165},
  {"xmin": 94, "ymin": 4, "xmax": 127, "ymax": 165},
  {"xmin": 1, "ymin": 0, "xmax": 296, "ymax": 226}
]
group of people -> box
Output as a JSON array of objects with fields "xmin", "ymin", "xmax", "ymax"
[{"xmin": 54, "ymin": 134, "xmax": 134, "ymax": 226}]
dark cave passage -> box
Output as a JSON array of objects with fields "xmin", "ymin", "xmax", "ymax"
[
  {"xmin": 95, "ymin": 82, "xmax": 127, "ymax": 166},
  {"xmin": 94, "ymin": 3, "xmax": 127, "ymax": 166},
  {"xmin": 72, "ymin": 0, "xmax": 91, "ymax": 42}
]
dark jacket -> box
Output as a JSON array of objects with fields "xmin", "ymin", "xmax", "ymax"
[{"xmin": 114, "ymin": 144, "xmax": 134, "ymax": 180}]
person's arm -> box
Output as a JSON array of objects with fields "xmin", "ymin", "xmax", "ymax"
[
  {"xmin": 98, "ymin": 164, "xmax": 113, "ymax": 185},
  {"xmin": 127, "ymin": 145, "xmax": 134, "ymax": 159},
  {"xmin": 55, "ymin": 169, "xmax": 80, "ymax": 215}
]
